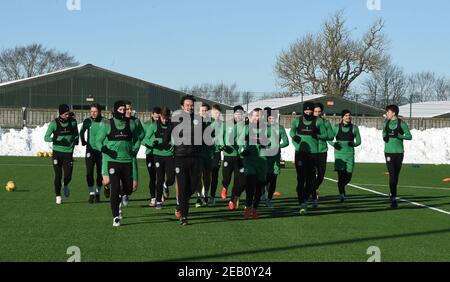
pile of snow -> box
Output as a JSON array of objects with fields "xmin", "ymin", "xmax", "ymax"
[
  {"xmin": 1, "ymin": 124, "xmax": 450, "ymax": 164},
  {"xmin": 280, "ymin": 126, "xmax": 450, "ymax": 164},
  {"xmin": 0, "ymin": 123, "xmax": 149, "ymax": 159}
]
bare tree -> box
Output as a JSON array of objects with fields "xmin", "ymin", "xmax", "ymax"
[
  {"xmin": 181, "ymin": 82, "xmax": 246, "ymax": 106},
  {"xmin": 361, "ymin": 63, "xmax": 408, "ymax": 107},
  {"xmin": 361, "ymin": 74, "xmax": 380, "ymax": 107},
  {"xmin": 180, "ymin": 84, "xmax": 213, "ymax": 100},
  {"xmin": 260, "ymin": 91, "xmax": 295, "ymax": 100},
  {"xmin": 275, "ymin": 10, "xmax": 389, "ymax": 97},
  {"xmin": 0, "ymin": 43, "xmax": 79, "ymax": 82},
  {"xmin": 241, "ymin": 91, "xmax": 255, "ymax": 107},
  {"xmin": 408, "ymin": 72, "xmax": 437, "ymax": 103},
  {"xmin": 433, "ymin": 76, "xmax": 450, "ymax": 101}
]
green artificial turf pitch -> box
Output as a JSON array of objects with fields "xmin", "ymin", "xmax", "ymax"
[{"xmin": 0, "ymin": 156, "xmax": 449, "ymax": 262}]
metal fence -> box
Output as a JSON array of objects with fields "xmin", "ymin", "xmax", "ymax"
[
  {"xmin": 1, "ymin": 107, "xmax": 450, "ymax": 130},
  {"xmin": 0, "ymin": 108, "xmax": 154, "ymax": 128}
]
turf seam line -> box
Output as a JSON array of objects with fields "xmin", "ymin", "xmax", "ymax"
[{"xmin": 324, "ymin": 177, "xmax": 450, "ymax": 216}]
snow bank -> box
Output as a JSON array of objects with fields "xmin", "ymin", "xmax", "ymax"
[
  {"xmin": 1, "ymin": 124, "xmax": 450, "ymax": 164},
  {"xmin": 280, "ymin": 126, "xmax": 450, "ymax": 164}
]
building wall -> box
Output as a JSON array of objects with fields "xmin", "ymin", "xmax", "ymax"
[{"xmin": 0, "ymin": 66, "xmax": 231, "ymax": 112}]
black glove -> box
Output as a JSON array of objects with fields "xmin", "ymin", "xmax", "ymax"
[
  {"xmin": 223, "ymin": 145, "xmax": 234, "ymax": 154},
  {"xmin": 144, "ymin": 144, "xmax": 153, "ymax": 149},
  {"xmin": 348, "ymin": 141, "xmax": 354, "ymax": 147},
  {"xmin": 292, "ymin": 135, "xmax": 301, "ymax": 143},
  {"xmin": 162, "ymin": 142, "xmax": 172, "ymax": 150},
  {"xmin": 101, "ymin": 146, "xmax": 117, "ymax": 159},
  {"xmin": 334, "ymin": 142, "xmax": 342, "ymax": 150},
  {"xmin": 74, "ymin": 139, "xmax": 79, "ymax": 146},
  {"xmin": 81, "ymin": 139, "xmax": 87, "ymax": 146},
  {"xmin": 240, "ymin": 148, "xmax": 250, "ymax": 157},
  {"xmin": 153, "ymin": 140, "xmax": 160, "ymax": 147},
  {"xmin": 52, "ymin": 134, "xmax": 58, "ymax": 142},
  {"xmin": 383, "ymin": 135, "xmax": 389, "ymax": 143}
]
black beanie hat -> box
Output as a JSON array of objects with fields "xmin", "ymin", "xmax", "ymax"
[
  {"xmin": 233, "ymin": 105, "xmax": 244, "ymax": 112},
  {"xmin": 153, "ymin": 107, "xmax": 162, "ymax": 114},
  {"xmin": 303, "ymin": 102, "xmax": 315, "ymax": 111},
  {"xmin": 264, "ymin": 107, "xmax": 272, "ymax": 117},
  {"xmin": 58, "ymin": 104, "xmax": 70, "ymax": 115},
  {"xmin": 113, "ymin": 100, "xmax": 126, "ymax": 113},
  {"xmin": 341, "ymin": 109, "xmax": 351, "ymax": 118}
]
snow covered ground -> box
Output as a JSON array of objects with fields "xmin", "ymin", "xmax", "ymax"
[{"xmin": 1, "ymin": 124, "xmax": 450, "ymax": 164}]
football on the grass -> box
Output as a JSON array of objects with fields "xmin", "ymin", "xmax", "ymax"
[{"xmin": 5, "ymin": 181, "xmax": 16, "ymax": 192}]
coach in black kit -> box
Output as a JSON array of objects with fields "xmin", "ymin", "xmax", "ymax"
[{"xmin": 164, "ymin": 95, "xmax": 207, "ymax": 226}]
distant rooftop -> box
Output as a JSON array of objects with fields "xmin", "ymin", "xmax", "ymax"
[
  {"xmin": 244, "ymin": 94, "xmax": 326, "ymax": 112},
  {"xmin": 399, "ymin": 101, "xmax": 450, "ymax": 118}
]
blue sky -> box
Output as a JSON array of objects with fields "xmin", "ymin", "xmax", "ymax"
[{"xmin": 2, "ymin": 0, "xmax": 450, "ymax": 96}]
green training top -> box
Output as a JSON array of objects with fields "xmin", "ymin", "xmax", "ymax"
[
  {"xmin": 80, "ymin": 117, "xmax": 104, "ymax": 151},
  {"xmin": 328, "ymin": 123, "xmax": 362, "ymax": 155},
  {"xmin": 382, "ymin": 118, "xmax": 412, "ymax": 154},
  {"xmin": 223, "ymin": 121, "xmax": 245, "ymax": 157},
  {"xmin": 142, "ymin": 120, "xmax": 174, "ymax": 157},
  {"xmin": 211, "ymin": 119, "xmax": 224, "ymax": 154},
  {"xmin": 289, "ymin": 117, "xmax": 328, "ymax": 154},
  {"xmin": 316, "ymin": 118, "xmax": 335, "ymax": 153},
  {"xmin": 239, "ymin": 124, "xmax": 267, "ymax": 163},
  {"xmin": 142, "ymin": 120, "xmax": 156, "ymax": 155},
  {"xmin": 95, "ymin": 118, "xmax": 140, "ymax": 163},
  {"xmin": 132, "ymin": 117, "xmax": 145, "ymax": 142},
  {"xmin": 266, "ymin": 124, "xmax": 290, "ymax": 158},
  {"xmin": 44, "ymin": 118, "xmax": 79, "ymax": 153}
]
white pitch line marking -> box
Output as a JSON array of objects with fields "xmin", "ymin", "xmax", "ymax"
[
  {"xmin": 351, "ymin": 183, "xmax": 450, "ymax": 191},
  {"xmin": 325, "ymin": 177, "xmax": 450, "ymax": 216}
]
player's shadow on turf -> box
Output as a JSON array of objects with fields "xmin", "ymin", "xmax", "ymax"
[
  {"xmin": 159, "ymin": 228, "xmax": 450, "ymax": 262},
  {"xmin": 264, "ymin": 194, "xmax": 450, "ymax": 217},
  {"xmin": 121, "ymin": 207, "xmax": 302, "ymax": 226},
  {"xmin": 120, "ymin": 219, "xmax": 178, "ymax": 226},
  {"xmin": 120, "ymin": 193, "xmax": 450, "ymax": 225}
]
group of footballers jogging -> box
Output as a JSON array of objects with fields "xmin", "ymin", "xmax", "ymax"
[{"xmin": 44, "ymin": 95, "xmax": 412, "ymax": 227}]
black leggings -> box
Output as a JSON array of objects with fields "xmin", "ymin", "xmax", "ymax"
[
  {"xmin": 154, "ymin": 155, "xmax": 175, "ymax": 202},
  {"xmin": 210, "ymin": 152, "xmax": 221, "ymax": 198},
  {"xmin": 222, "ymin": 156, "xmax": 246, "ymax": 200},
  {"xmin": 337, "ymin": 170, "xmax": 352, "ymax": 195},
  {"xmin": 108, "ymin": 162, "xmax": 133, "ymax": 218},
  {"xmin": 146, "ymin": 154, "xmax": 157, "ymax": 199},
  {"xmin": 175, "ymin": 157, "xmax": 202, "ymax": 218},
  {"xmin": 85, "ymin": 149, "xmax": 103, "ymax": 188},
  {"xmin": 295, "ymin": 151, "xmax": 315, "ymax": 205},
  {"xmin": 246, "ymin": 175, "xmax": 264, "ymax": 209},
  {"xmin": 385, "ymin": 153, "xmax": 404, "ymax": 198},
  {"xmin": 200, "ymin": 159, "xmax": 212, "ymax": 198},
  {"xmin": 266, "ymin": 173, "xmax": 278, "ymax": 200},
  {"xmin": 52, "ymin": 151, "xmax": 74, "ymax": 196},
  {"xmin": 312, "ymin": 153, "xmax": 327, "ymax": 199}
]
